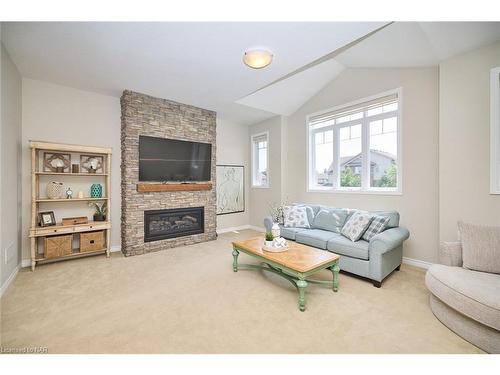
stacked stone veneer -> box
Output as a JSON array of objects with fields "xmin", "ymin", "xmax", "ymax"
[{"xmin": 121, "ymin": 90, "xmax": 217, "ymax": 256}]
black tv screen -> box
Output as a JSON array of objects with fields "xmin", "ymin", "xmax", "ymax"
[{"xmin": 139, "ymin": 136, "xmax": 212, "ymax": 182}]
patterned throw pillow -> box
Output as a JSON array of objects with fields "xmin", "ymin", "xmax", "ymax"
[
  {"xmin": 283, "ymin": 205, "xmax": 311, "ymax": 228},
  {"xmin": 341, "ymin": 211, "xmax": 373, "ymax": 242},
  {"xmin": 362, "ymin": 215, "xmax": 390, "ymax": 241}
]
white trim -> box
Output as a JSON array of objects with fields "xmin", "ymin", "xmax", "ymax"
[
  {"xmin": 250, "ymin": 131, "xmax": 270, "ymax": 188},
  {"xmin": 306, "ymin": 88, "xmax": 403, "ymax": 195},
  {"xmin": 249, "ymin": 225, "xmax": 266, "ymax": 233},
  {"xmin": 490, "ymin": 67, "xmax": 500, "ymax": 194},
  {"xmin": 1, "ymin": 264, "xmax": 20, "ymax": 298},
  {"xmin": 110, "ymin": 245, "xmax": 121, "ymax": 253},
  {"xmin": 22, "ymin": 259, "xmax": 32, "ymax": 268},
  {"xmin": 216, "ymin": 225, "xmax": 251, "ymax": 234},
  {"xmin": 402, "ymin": 257, "xmax": 432, "ymax": 270},
  {"xmin": 307, "ymin": 188, "xmax": 402, "ymax": 195},
  {"xmin": 307, "ymin": 88, "xmax": 402, "ymax": 120}
]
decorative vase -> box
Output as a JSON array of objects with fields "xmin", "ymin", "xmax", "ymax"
[
  {"xmin": 264, "ymin": 240, "xmax": 273, "ymax": 247},
  {"xmin": 90, "ymin": 183, "xmax": 102, "ymax": 198},
  {"xmin": 46, "ymin": 181, "xmax": 64, "ymax": 199},
  {"xmin": 272, "ymin": 222, "xmax": 281, "ymax": 239}
]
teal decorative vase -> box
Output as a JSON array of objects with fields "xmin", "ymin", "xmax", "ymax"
[{"xmin": 90, "ymin": 183, "xmax": 102, "ymax": 198}]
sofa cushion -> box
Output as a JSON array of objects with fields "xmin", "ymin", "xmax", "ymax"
[
  {"xmin": 279, "ymin": 226, "xmax": 307, "ymax": 240},
  {"xmin": 458, "ymin": 221, "xmax": 500, "ymax": 275},
  {"xmin": 327, "ymin": 234, "xmax": 369, "ymax": 260},
  {"xmin": 369, "ymin": 210, "xmax": 399, "ymax": 228},
  {"xmin": 283, "ymin": 205, "xmax": 311, "ymax": 229},
  {"xmin": 311, "ymin": 208, "xmax": 348, "ymax": 233},
  {"xmin": 362, "ymin": 215, "xmax": 391, "ymax": 241},
  {"xmin": 295, "ymin": 229, "xmax": 338, "ymax": 250},
  {"xmin": 341, "ymin": 211, "xmax": 373, "ymax": 241},
  {"xmin": 425, "ymin": 264, "xmax": 500, "ymax": 331}
]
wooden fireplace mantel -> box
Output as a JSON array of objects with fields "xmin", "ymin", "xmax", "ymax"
[{"xmin": 137, "ymin": 183, "xmax": 213, "ymax": 193}]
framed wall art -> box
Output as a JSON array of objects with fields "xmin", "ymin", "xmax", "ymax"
[
  {"xmin": 43, "ymin": 152, "xmax": 71, "ymax": 173},
  {"xmin": 80, "ymin": 154, "xmax": 104, "ymax": 174},
  {"xmin": 216, "ymin": 165, "xmax": 244, "ymax": 215}
]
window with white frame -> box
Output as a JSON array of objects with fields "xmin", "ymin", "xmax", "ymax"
[
  {"xmin": 251, "ymin": 132, "xmax": 269, "ymax": 187},
  {"xmin": 307, "ymin": 89, "xmax": 401, "ymax": 193},
  {"xmin": 491, "ymin": 67, "xmax": 500, "ymax": 194}
]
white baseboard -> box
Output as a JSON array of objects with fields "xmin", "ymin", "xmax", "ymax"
[
  {"xmin": 217, "ymin": 225, "xmax": 266, "ymax": 234},
  {"xmin": 1, "ymin": 264, "xmax": 20, "ymax": 298},
  {"xmin": 249, "ymin": 225, "xmax": 266, "ymax": 233},
  {"xmin": 110, "ymin": 245, "xmax": 121, "ymax": 253},
  {"xmin": 403, "ymin": 257, "xmax": 432, "ymax": 270},
  {"xmin": 217, "ymin": 225, "xmax": 251, "ymax": 234}
]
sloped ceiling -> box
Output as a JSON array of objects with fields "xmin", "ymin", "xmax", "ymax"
[
  {"xmin": 2, "ymin": 22, "xmax": 500, "ymax": 125},
  {"xmin": 237, "ymin": 22, "xmax": 500, "ymax": 118}
]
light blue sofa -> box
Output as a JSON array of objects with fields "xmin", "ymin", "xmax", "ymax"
[{"xmin": 264, "ymin": 204, "xmax": 410, "ymax": 287}]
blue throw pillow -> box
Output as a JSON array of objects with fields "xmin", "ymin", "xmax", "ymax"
[{"xmin": 312, "ymin": 208, "xmax": 348, "ymax": 233}]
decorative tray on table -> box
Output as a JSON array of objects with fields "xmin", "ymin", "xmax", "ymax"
[
  {"xmin": 262, "ymin": 238, "xmax": 289, "ymax": 252},
  {"xmin": 262, "ymin": 244, "xmax": 289, "ymax": 253}
]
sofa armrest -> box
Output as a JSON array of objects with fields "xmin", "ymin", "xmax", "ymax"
[
  {"xmin": 439, "ymin": 242, "xmax": 463, "ymax": 267},
  {"xmin": 263, "ymin": 216, "xmax": 273, "ymax": 232},
  {"xmin": 369, "ymin": 227, "xmax": 410, "ymax": 255}
]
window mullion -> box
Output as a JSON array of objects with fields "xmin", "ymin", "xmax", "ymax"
[
  {"xmin": 333, "ymin": 126, "xmax": 340, "ymax": 189},
  {"xmin": 361, "ymin": 117, "xmax": 370, "ymax": 190},
  {"xmin": 309, "ymin": 131, "xmax": 312, "ymax": 189}
]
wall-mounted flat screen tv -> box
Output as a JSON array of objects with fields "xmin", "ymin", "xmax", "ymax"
[{"xmin": 139, "ymin": 135, "xmax": 212, "ymax": 182}]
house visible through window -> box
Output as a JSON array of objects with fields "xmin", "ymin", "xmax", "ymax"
[
  {"xmin": 308, "ymin": 89, "xmax": 401, "ymax": 193},
  {"xmin": 251, "ymin": 132, "xmax": 269, "ymax": 187}
]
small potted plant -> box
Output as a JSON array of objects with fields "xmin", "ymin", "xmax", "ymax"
[
  {"xmin": 89, "ymin": 201, "xmax": 107, "ymax": 222},
  {"xmin": 265, "ymin": 231, "xmax": 274, "ymax": 247}
]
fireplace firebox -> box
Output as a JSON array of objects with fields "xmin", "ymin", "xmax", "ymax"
[{"xmin": 144, "ymin": 207, "xmax": 204, "ymax": 242}]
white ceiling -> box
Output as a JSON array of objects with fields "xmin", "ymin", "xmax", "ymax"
[
  {"xmin": 2, "ymin": 22, "xmax": 500, "ymax": 125},
  {"xmin": 236, "ymin": 58, "xmax": 345, "ymax": 115},
  {"xmin": 1, "ymin": 22, "xmax": 384, "ymax": 125},
  {"xmin": 335, "ymin": 22, "xmax": 500, "ymax": 67},
  {"xmin": 238, "ymin": 22, "xmax": 500, "ymax": 115}
]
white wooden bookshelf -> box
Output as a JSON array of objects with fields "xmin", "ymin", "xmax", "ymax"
[{"xmin": 29, "ymin": 141, "xmax": 112, "ymax": 270}]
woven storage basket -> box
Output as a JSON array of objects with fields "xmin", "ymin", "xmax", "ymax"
[
  {"xmin": 44, "ymin": 234, "xmax": 73, "ymax": 259},
  {"xmin": 80, "ymin": 230, "xmax": 105, "ymax": 252}
]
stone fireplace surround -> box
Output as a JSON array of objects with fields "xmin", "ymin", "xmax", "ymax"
[{"xmin": 120, "ymin": 90, "xmax": 217, "ymax": 256}]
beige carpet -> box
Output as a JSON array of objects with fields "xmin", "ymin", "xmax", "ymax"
[{"xmin": 0, "ymin": 230, "xmax": 482, "ymax": 354}]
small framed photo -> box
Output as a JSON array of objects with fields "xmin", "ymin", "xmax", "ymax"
[
  {"xmin": 80, "ymin": 154, "xmax": 104, "ymax": 174},
  {"xmin": 39, "ymin": 211, "xmax": 56, "ymax": 227}
]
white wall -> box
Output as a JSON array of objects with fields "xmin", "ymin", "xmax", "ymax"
[
  {"xmin": 21, "ymin": 79, "xmax": 121, "ymax": 262},
  {"xmin": 1, "ymin": 42, "xmax": 22, "ymax": 290},
  {"xmin": 284, "ymin": 68, "xmax": 439, "ymax": 263},
  {"xmin": 216, "ymin": 118, "xmax": 250, "ymax": 231},
  {"xmin": 439, "ymin": 41, "xmax": 500, "ymax": 242},
  {"xmin": 248, "ymin": 115, "xmax": 285, "ymax": 228}
]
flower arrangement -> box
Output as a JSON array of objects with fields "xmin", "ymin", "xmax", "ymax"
[
  {"xmin": 265, "ymin": 231, "xmax": 274, "ymax": 241},
  {"xmin": 268, "ymin": 198, "xmax": 289, "ymax": 224}
]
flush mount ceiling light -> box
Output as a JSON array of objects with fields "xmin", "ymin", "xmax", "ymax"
[{"xmin": 243, "ymin": 49, "xmax": 274, "ymax": 69}]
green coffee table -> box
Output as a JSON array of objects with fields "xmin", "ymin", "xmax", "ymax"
[{"xmin": 232, "ymin": 237, "xmax": 340, "ymax": 311}]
